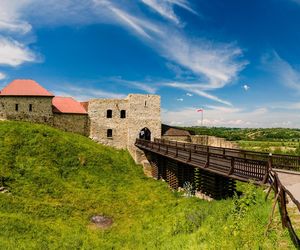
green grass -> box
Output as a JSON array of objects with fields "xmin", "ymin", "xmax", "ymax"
[
  {"xmin": 0, "ymin": 121, "xmax": 294, "ymax": 249},
  {"xmin": 184, "ymin": 127, "xmax": 300, "ymax": 141},
  {"xmin": 237, "ymin": 140, "xmax": 300, "ymax": 155}
]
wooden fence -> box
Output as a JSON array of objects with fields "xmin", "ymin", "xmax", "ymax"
[
  {"xmin": 136, "ymin": 138, "xmax": 269, "ymax": 183},
  {"xmin": 154, "ymin": 138, "xmax": 300, "ymax": 172},
  {"xmin": 268, "ymin": 171, "xmax": 300, "ymax": 248}
]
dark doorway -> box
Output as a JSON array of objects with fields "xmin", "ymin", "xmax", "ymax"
[{"xmin": 139, "ymin": 127, "xmax": 151, "ymax": 141}]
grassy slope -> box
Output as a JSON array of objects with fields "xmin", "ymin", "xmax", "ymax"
[{"xmin": 0, "ymin": 121, "xmax": 293, "ymax": 249}]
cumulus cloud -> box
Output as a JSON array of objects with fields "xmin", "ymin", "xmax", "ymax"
[
  {"xmin": 176, "ymin": 98, "xmax": 184, "ymax": 101},
  {"xmin": 0, "ymin": 37, "xmax": 36, "ymax": 66},
  {"xmin": 186, "ymin": 92, "xmax": 193, "ymax": 96}
]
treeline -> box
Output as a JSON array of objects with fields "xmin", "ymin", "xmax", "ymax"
[{"xmin": 182, "ymin": 127, "xmax": 300, "ymax": 141}]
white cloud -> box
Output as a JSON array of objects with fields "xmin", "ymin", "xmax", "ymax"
[
  {"xmin": 0, "ymin": 0, "xmax": 245, "ymax": 106},
  {"xmin": 159, "ymin": 34, "xmax": 246, "ymax": 89},
  {"xmin": 113, "ymin": 78, "xmax": 157, "ymax": 94},
  {"xmin": 53, "ymin": 85, "xmax": 126, "ymax": 101},
  {"xmin": 107, "ymin": 5, "xmax": 160, "ymax": 39},
  {"xmin": 262, "ymin": 51, "xmax": 300, "ymax": 92},
  {"xmin": 27, "ymin": 1, "xmax": 244, "ymax": 105},
  {"xmin": 0, "ymin": 0, "xmax": 32, "ymax": 34},
  {"xmin": 163, "ymin": 105, "xmax": 300, "ymax": 128},
  {"xmin": 150, "ymin": 31, "xmax": 246, "ymax": 105},
  {"xmin": 141, "ymin": 0, "xmax": 197, "ymax": 25},
  {"xmin": 176, "ymin": 98, "xmax": 184, "ymax": 101},
  {"xmin": 0, "ymin": 72, "xmax": 6, "ymax": 80},
  {"xmin": 164, "ymin": 81, "xmax": 232, "ymax": 106},
  {"xmin": 243, "ymin": 84, "xmax": 250, "ymax": 91},
  {"xmin": 186, "ymin": 92, "xmax": 193, "ymax": 96},
  {"xmin": 0, "ymin": 37, "xmax": 36, "ymax": 66}
]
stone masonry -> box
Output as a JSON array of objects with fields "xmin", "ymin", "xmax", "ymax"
[
  {"xmin": 0, "ymin": 96, "xmax": 53, "ymax": 124},
  {"xmin": 53, "ymin": 113, "xmax": 89, "ymax": 136},
  {"xmin": 88, "ymin": 94, "xmax": 161, "ymax": 161},
  {"xmin": 0, "ymin": 79, "xmax": 162, "ymax": 162}
]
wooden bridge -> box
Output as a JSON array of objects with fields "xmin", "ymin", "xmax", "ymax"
[
  {"xmin": 135, "ymin": 138, "xmax": 300, "ymax": 198},
  {"xmin": 135, "ymin": 138, "xmax": 300, "ymax": 247}
]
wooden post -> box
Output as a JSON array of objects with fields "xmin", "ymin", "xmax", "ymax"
[
  {"xmin": 280, "ymin": 190, "xmax": 288, "ymax": 228},
  {"xmin": 268, "ymin": 153, "xmax": 273, "ymax": 170},
  {"xmin": 187, "ymin": 148, "xmax": 192, "ymax": 162},
  {"xmin": 228, "ymin": 157, "xmax": 234, "ymax": 175},
  {"xmin": 205, "ymin": 149, "xmax": 210, "ymax": 168}
]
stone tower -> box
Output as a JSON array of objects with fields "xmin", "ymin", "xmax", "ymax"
[{"xmin": 88, "ymin": 94, "xmax": 161, "ymax": 161}]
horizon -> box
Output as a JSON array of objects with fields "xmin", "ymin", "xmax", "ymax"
[{"xmin": 1, "ymin": 0, "xmax": 300, "ymax": 128}]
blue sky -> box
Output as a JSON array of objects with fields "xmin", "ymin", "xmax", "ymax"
[{"xmin": 1, "ymin": 0, "xmax": 300, "ymax": 127}]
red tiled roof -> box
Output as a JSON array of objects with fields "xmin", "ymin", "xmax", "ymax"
[
  {"xmin": 52, "ymin": 96, "xmax": 88, "ymax": 114},
  {"xmin": 80, "ymin": 101, "xmax": 89, "ymax": 112},
  {"xmin": 0, "ymin": 79, "xmax": 54, "ymax": 96}
]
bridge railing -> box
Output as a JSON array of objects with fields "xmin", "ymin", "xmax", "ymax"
[
  {"xmin": 136, "ymin": 138, "xmax": 269, "ymax": 183},
  {"xmin": 154, "ymin": 138, "xmax": 300, "ymax": 172},
  {"xmin": 268, "ymin": 171, "xmax": 300, "ymax": 247}
]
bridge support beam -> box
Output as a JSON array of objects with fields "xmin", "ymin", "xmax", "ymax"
[
  {"xmin": 195, "ymin": 169, "xmax": 236, "ymax": 200},
  {"xmin": 146, "ymin": 153, "xmax": 236, "ymax": 199}
]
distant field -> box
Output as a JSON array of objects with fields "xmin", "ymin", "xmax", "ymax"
[
  {"xmin": 237, "ymin": 140, "xmax": 300, "ymax": 155},
  {"xmin": 184, "ymin": 127, "xmax": 300, "ymax": 155},
  {"xmin": 184, "ymin": 127, "xmax": 300, "ymax": 142}
]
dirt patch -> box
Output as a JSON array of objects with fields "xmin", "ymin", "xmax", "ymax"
[{"xmin": 90, "ymin": 215, "xmax": 113, "ymax": 229}]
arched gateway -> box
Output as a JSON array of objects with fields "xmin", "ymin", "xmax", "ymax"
[{"xmin": 139, "ymin": 127, "xmax": 151, "ymax": 141}]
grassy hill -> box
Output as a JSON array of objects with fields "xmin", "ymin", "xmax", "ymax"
[{"xmin": 0, "ymin": 121, "xmax": 292, "ymax": 249}]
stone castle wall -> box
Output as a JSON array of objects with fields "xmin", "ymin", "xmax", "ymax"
[
  {"xmin": 87, "ymin": 94, "xmax": 161, "ymax": 154},
  {"xmin": 0, "ymin": 94, "xmax": 162, "ymax": 161},
  {"xmin": 0, "ymin": 96, "xmax": 53, "ymax": 124},
  {"xmin": 53, "ymin": 113, "xmax": 88, "ymax": 136},
  {"xmin": 191, "ymin": 135, "xmax": 238, "ymax": 149},
  {"xmin": 126, "ymin": 94, "xmax": 161, "ymax": 158},
  {"xmin": 88, "ymin": 99, "xmax": 129, "ymax": 149},
  {"xmin": 162, "ymin": 135, "xmax": 191, "ymax": 142}
]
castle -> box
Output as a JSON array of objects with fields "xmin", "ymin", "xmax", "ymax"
[{"xmin": 0, "ymin": 79, "xmax": 161, "ymax": 159}]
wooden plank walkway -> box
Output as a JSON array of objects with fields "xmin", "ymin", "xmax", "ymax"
[{"xmin": 135, "ymin": 138, "xmax": 270, "ymax": 184}]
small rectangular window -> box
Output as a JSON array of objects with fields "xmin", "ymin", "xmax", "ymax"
[
  {"xmin": 120, "ymin": 110, "xmax": 126, "ymax": 119},
  {"xmin": 29, "ymin": 104, "xmax": 33, "ymax": 112},
  {"xmin": 15, "ymin": 104, "xmax": 19, "ymax": 111},
  {"xmin": 107, "ymin": 109, "xmax": 112, "ymax": 118},
  {"xmin": 107, "ymin": 129, "xmax": 113, "ymax": 138}
]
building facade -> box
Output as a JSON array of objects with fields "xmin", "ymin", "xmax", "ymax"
[{"xmin": 0, "ymin": 79, "xmax": 161, "ymax": 158}]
